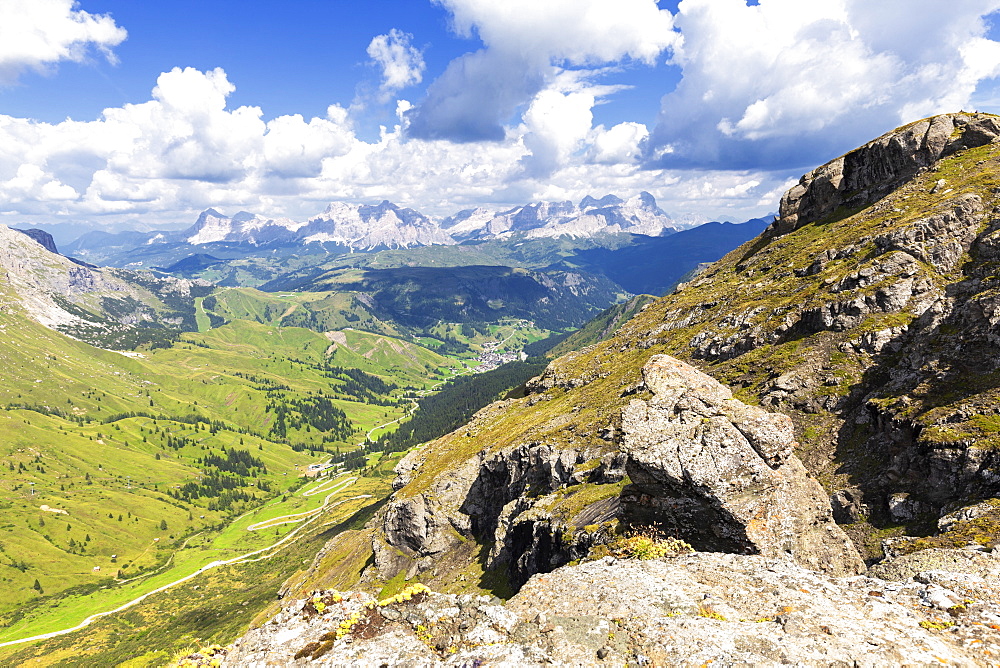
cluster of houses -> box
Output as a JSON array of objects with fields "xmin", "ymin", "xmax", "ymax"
[{"xmin": 472, "ymin": 350, "xmax": 525, "ymax": 373}]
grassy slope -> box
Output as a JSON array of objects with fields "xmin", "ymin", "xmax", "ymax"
[
  {"xmin": 0, "ymin": 299, "xmax": 455, "ymax": 636},
  {"xmin": 0, "ymin": 464, "xmax": 401, "ymax": 667},
  {"xmin": 547, "ymin": 294, "xmax": 655, "ymax": 357},
  {"xmin": 206, "ymin": 287, "xmax": 405, "ymax": 339}
]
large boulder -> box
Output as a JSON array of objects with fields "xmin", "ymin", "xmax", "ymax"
[{"xmin": 620, "ymin": 354, "xmax": 865, "ymax": 575}]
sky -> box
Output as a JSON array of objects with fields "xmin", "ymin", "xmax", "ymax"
[{"xmin": 2, "ymin": 0, "xmax": 1000, "ymax": 231}]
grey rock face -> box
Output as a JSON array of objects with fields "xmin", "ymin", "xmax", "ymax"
[
  {"xmin": 219, "ymin": 553, "xmax": 1000, "ymax": 667},
  {"xmin": 14, "ymin": 228, "xmax": 58, "ymax": 254},
  {"xmin": 375, "ymin": 435, "xmax": 610, "ymax": 587},
  {"xmin": 620, "ymin": 355, "xmax": 865, "ymax": 575},
  {"xmin": 374, "ymin": 352, "xmax": 868, "ymax": 592},
  {"xmin": 939, "ymin": 500, "xmax": 1000, "ymax": 533},
  {"xmin": 375, "ymin": 355, "xmax": 865, "ymax": 590},
  {"xmin": 774, "ymin": 112, "xmax": 1000, "ymax": 236}
]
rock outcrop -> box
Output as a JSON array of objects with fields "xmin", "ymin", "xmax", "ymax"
[
  {"xmin": 773, "ymin": 112, "xmax": 1000, "ymax": 236},
  {"xmin": 14, "ymin": 228, "xmax": 59, "ymax": 254},
  {"xmin": 372, "ymin": 354, "xmax": 862, "ymax": 591},
  {"xmin": 621, "ymin": 355, "xmax": 864, "ymax": 575},
  {"xmin": 217, "ymin": 550, "xmax": 1000, "ymax": 667}
]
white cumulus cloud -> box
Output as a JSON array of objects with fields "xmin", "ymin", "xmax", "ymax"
[
  {"xmin": 0, "ymin": 164, "xmax": 77, "ymax": 202},
  {"xmin": 409, "ymin": 0, "xmax": 676, "ymax": 141},
  {"xmin": 437, "ymin": 0, "xmax": 677, "ymax": 65},
  {"xmin": 589, "ymin": 122, "xmax": 649, "ymax": 164},
  {"xmin": 367, "ymin": 29, "xmax": 425, "ymax": 101},
  {"xmin": 0, "ymin": 0, "xmax": 127, "ymax": 85},
  {"xmin": 520, "ymin": 88, "xmax": 596, "ymax": 176},
  {"xmin": 648, "ymin": 0, "xmax": 1000, "ymax": 168}
]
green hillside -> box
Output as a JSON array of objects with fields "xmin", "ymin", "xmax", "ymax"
[
  {"xmin": 0, "ymin": 298, "xmax": 455, "ymax": 641},
  {"xmin": 547, "ymin": 293, "xmax": 656, "ymax": 357},
  {"xmin": 261, "ymin": 264, "xmax": 625, "ymax": 330},
  {"xmin": 201, "ymin": 288, "xmax": 405, "ymax": 338}
]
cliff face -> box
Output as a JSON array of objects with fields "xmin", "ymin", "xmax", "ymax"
[{"xmin": 368, "ymin": 354, "xmax": 862, "ymax": 598}]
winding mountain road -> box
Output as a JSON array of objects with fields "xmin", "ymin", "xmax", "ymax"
[{"xmin": 0, "ymin": 475, "xmax": 366, "ymax": 649}]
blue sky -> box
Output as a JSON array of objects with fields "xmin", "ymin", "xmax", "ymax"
[
  {"xmin": 2, "ymin": 0, "xmax": 1000, "ymax": 230},
  {"xmin": 1, "ymin": 0, "xmax": 681, "ymax": 140}
]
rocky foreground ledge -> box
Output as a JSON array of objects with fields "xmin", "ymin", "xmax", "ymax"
[{"xmin": 183, "ymin": 548, "xmax": 1000, "ymax": 667}]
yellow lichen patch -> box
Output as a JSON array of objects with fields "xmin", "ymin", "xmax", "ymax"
[{"xmin": 377, "ymin": 582, "xmax": 431, "ymax": 607}]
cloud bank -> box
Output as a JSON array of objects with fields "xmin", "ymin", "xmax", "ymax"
[
  {"xmin": 648, "ymin": 0, "xmax": 1000, "ymax": 168},
  {"xmin": 407, "ymin": 0, "xmax": 677, "ymax": 141}
]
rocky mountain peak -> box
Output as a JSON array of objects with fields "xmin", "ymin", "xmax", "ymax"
[
  {"xmin": 0, "ymin": 224, "xmax": 206, "ymax": 347},
  {"xmin": 774, "ymin": 112, "xmax": 1000, "ymax": 236},
  {"xmin": 230, "ymin": 210, "xmax": 257, "ymax": 223},
  {"xmin": 634, "ymin": 190, "xmax": 657, "ymax": 207},
  {"xmin": 579, "ymin": 194, "xmax": 623, "ymax": 209},
  {"xmin": 14, "ymin": 228, "xmax": 59, "ymax": 254},
  {"xmin": 197, "ymin": 208, "xmax": 225, "ymax": 221}
]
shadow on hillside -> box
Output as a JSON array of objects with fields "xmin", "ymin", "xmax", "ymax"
[{"xmin": 830, "ymin": 266, "xmax": 1000, "ymax": 541}]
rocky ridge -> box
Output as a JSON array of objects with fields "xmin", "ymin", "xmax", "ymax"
[
  {"xmin": 0, "ymin": 223, "xmax": 208, "ymax": 347},
  {"xmin": 213, "ymin": 550, "xmax": 1000, "ymax": 667},
  {"xmin": 441, "ymin": 191, "xmax": 691, "ymax": 241},
  {"xmin": 183, "ymin": 201, "xmax": 453, "ymax": 250},
  {"xmin": 633, "ymin": 112, "xmax": 1000, "ymax": 542},
  {"xmin": 368, "ymin": 354, "xmax": 862, "ymax": 598}
]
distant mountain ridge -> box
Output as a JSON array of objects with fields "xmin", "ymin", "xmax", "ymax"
[
  {"xmin": 442, "ymin": 191, "xmax": 698, "ymax": 240},
  {"xmin": 182, "ymin": 201, "xmax": 454, "ymax": 250},
  {"xmin": 64, "ymin": 192, "xmax": 714, "ymax": 261}
]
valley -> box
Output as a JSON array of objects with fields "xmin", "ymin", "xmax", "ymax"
[
  {"xmin": 0, "ymin": 244, "xmax": 567, "ymax": 663},
  {"xmin": 6, "ymin": 115, "xmax": 1000, "ymax": 665}
]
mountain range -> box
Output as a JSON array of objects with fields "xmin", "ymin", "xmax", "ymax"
[
  {"xmin": 61, "ymin": 191, "xmax": 704, "ymax": 262},
  {"xmin": 440, "ymin": 191, "xmax": 695, "ymax": 240}
]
